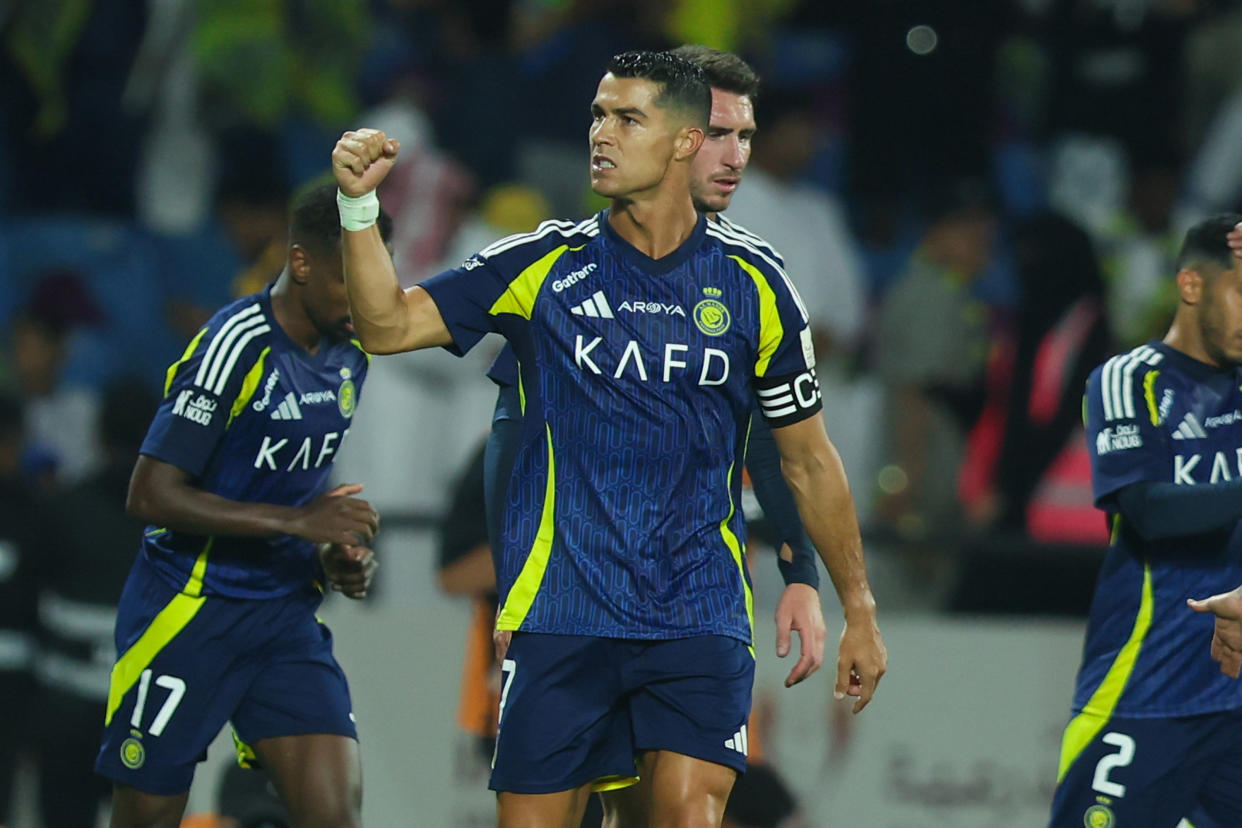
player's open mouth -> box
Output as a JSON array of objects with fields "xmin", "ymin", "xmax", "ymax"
[{"xmin": 591, "ymin": 155, "xmax": 616, "ymax": 173}]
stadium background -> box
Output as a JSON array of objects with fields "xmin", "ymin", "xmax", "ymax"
[{"xmin": 2, "ymin": 0, "xmax": 1237, "ymax": 825}]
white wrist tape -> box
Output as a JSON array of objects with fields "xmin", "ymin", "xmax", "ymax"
[{"xmin": 337, "ymin": 189, "xmax": 380, "ymax": 231}]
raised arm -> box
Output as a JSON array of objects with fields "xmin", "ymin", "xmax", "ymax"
[
  {"xmin": 771, "ymin": 413, "xmax": 886, "ymax": 713},
  {"xmin": 332, "ymin": 128, "xmax": 454, "ymax": 354}
]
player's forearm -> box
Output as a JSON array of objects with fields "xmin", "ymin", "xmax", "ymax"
[
  {"xmin": 781, "ymin": 442, "xmax": 874, "ymax": 619},
  {"xmin": 1114, "ymin": 479, "xmax": 1242, "ymax": 540},
  {"xmin": 342, "ymin": 224, "xmax": 414, "ymax": 354},
  {"xmin": 127, "ymin": 480, "xmax": 301, "ymax": 540},
  {"xmin": 746, "ymin": 414, "xmax": 819, "ymax": 588}
]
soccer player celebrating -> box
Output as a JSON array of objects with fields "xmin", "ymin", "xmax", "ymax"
[
  {"xmin": 96, "ymin": 183, "xmax": 386, "ymax": 828},
  {"xmin": 1050, "ymin": 214, "xmax": 1242, "ymax": 827},
  {"xmin": 333, "ymin": 51, "xmax": 886, "ymax": 827},
  {"xmin": 485, "ymin": 44, "xmax": 829, "ymax": 688}
]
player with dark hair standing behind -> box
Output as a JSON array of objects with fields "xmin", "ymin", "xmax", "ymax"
[
  {"xmin": 1050, "ymin": 214, "xmax": 1242, "ymax": 827},
  {"xmin": 95, "ymin": 182, "xmax": 389, "ymax": 828},
  {"xmin": 334, "ymin": 50, "xmax": 885, "ymax": 827}
]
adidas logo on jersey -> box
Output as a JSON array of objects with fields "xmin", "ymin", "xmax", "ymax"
[
  {"xmin": 270, "ymin": 392, "xmax": 303, "ymax": 421},
  {"xmin": 1170, "ymin": 412, "xmax": 1208, "ymax": 440},
  {"xmin": 570, "ymin": 290, "xmax": 614, "ymax": 319},
  {"xmin": 724, "ymin": 725, "xmax": 748, "ymax": 756}
]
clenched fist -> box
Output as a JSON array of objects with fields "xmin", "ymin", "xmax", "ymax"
[{"xmin": 332, "ymin": 129, "xmax": 401, "ymax": 197}]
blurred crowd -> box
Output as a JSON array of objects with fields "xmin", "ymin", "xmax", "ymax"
[
  {"xmin": 4, "ymin": 0, "xmax": 1242, "ymax": 814},
  {"xmin": 4, "ymin": 0, "xmax": 1242, "ymax": 821}
]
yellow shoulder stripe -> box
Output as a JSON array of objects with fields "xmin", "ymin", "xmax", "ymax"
[
  {"xmin": 164, "ymin": 327, "xmax": 209, "ymax": 397},
  {"xmin": 1142, "ymin": 370, "xmax": 1161, "ymax": 426},
  {"xmin": 228, "ymin": 347, "xmax": 271, "ymax": 427},
  {"xmin": 729, "ymin": 254, "xmax": 781, "ymax": 378},
  {"xmin": 489, "ymin": 246, "xmax": 570, "ymax": 320}
]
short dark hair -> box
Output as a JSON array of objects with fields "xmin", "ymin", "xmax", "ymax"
[
  {"xmin": 605, "ymin": 50, "xmax": 710, "ymax": 128},
  {"xmin": 289, "ymin": 180, "xmax": 394, "ymax": 256},
  {"xmin": 1175, "ymin": 213, "xmax": 1242, "ymax": 274},
  {"xmin": 667, "ymin": 45, "xmax": 759, "ymax": 101}
]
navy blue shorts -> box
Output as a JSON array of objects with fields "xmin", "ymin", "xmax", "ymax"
[
  {"xmin": 489, "ymin": 633, "xmax": 754, "ymax": 794},
  {"xmin": 1050, "ymin": 709, "xmax": 1242, "ymax": 827},
  {"xmin": 95, "ymin": 558, "xmax": 356, "ymax": 795}
]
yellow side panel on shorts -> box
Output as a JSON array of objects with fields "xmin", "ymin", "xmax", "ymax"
[
  {"xmin": 496, "ymin": 425, "xmax": 556, "ymax": 631},
  {"xmin": 1056, "ymin": 564, "xmax": 1154, "ymax": 782},
  {"xmin": 719, "ymin": 460, "xmax": 756, "ymax": 656},
  {"xmin": 592, "ymin": 774, "xmax": 640, "ymax": 793},
  {"xmin": 729, "ymin": 254, "xmax": 781, "ymax": 379},
  {"xmin": 164, "ymin": 327, "xmax": 209, "ymax": 397},
  {"xmin": 489, "ymin": 245, "xmax": 569, "ymax": 320},
  {"xmin": 104, "ymin": 543, "xmax": 213, "ymax": 725},
  {"xmin": 227, "ymin": 346, "xmax": 271, "ymax": 427}
]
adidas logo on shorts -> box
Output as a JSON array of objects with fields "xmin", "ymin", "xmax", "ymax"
[{"xmin": 724, "ymin": 724, "xmax": 748, "ymax": 756}]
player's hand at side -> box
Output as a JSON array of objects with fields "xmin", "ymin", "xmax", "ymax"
[
  {"xmin": 1189, "ymin": 587, "xmax": 1242, "ymax": 678},
  {"xmin": 1228, "ymin": 222, "xmax": 1242, "ymax": 260},
  {"xmin": 835, "ymin": 607, "xmax": 887, "ymax": 714},
  {"xmin": 290, "ymin": 483, "xmax": 380, "ymax": 547},
  {"xmin": 493, "ymin": 604, "xmax": 512, "ymax": 663},
  {"xmin": 775, "ymin": 581, "xmax": 827, "ymax": 687},
  {"xmin": 320, "ymin": 542, "xmax": 377, "ymax": 599},
  {"xmin": 332, "ymin": 129, "xmax": 400, "ymax": 197}
]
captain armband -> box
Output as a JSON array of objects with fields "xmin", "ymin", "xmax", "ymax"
[
  {"xmin": 754, "ymin": 370, "xmax": 822, "ymax": 428},
  {"xmin": 337, "ymin": 189, "xmax": 380, "ymax": 231}
]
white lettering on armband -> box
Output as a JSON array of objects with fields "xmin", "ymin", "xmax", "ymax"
[{"xmin": 755, "ymin": 370, "xmax": 822, "ymax": 427}]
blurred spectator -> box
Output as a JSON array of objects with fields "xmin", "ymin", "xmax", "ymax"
[
  {"xmin": 0, "ymin": 392, "xmax": 39, "ymax": 826},
  {"xmin": 10, "ymin": 270, "xmax": 106, "ymax": 489},
  {"xmin": 33, "ymin": 376, "xmax": 156, "ymax": 827},
  {"xmin": 0, "ymin": 0, "xmax": 150, "ymax": 215},
  {"xmin": 958, "ymin": 212, "xmax": 1111, "ymax": 539},
  {"xmin": 872, "ymin": 179, "xmax": 1001, "ymax": 538},
  {"xmin": 724, "ymin": 89, "xmax": 866, "ymax": 362}
]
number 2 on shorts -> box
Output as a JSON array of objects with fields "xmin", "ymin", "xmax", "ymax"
[
  {"xmin": 1092, "ymin": 731, "xmax": 1135, "ymax": 798},
  {"xmin": 129, "ymin": 669, "xmax": 187, "ymax": 736}
]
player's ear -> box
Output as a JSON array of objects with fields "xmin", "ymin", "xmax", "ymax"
[
  {"xmin": 673, "ymin": 125, "xmax": 704, "ymax": 162},
  {"xmin": 289, "ymin": 245, "xmax": 312, "ymax": 285},
  {"xmin": 1176, "ymin": 267, "xmax": 1203, "ymax": 305}
]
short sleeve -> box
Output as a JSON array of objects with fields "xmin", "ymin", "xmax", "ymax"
[
  {"xmin": 140, "ymin": 306, "xmax": 269, "ymax": 478},
  {"xmin": 419, "ymin": 254, "xmax": 510, "ymax": 357},
  {"xmin": 1085, "ymin": 356, "xmax": 1169, "ymax": 506},
  {"xmin": 736, "ymin": 254, "xmax": 822, "ymax": 427}
]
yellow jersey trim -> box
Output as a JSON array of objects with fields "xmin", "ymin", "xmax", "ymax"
[
  {"xmin": 496, "ymin": 424, "xmax": 556, "ymax": 630},
  {"xmin": 730, "ymin": 255, "xmax": 781, "ymax": 378},
  {"xmin": 489, "ymin": 245, "xmax": 570, "ymax": 320},
  {"xmin": 349, "ymin": 337, "xmax": 372, "ymax": 363},
  {"xmin": 1056, "ymin": 564, "xmax": 1154, "ymax": 782},
  {"xmin": 227, "ymin": 347, "xmax": 270, "ymax": 428},
  {"xmin": 164, "ymin": 327, "xmax": 209, "ymax": 397},
  {"xmin": 592, "ymin": 775, "xmax": 640, "ymax": 793},
  {"xmin": 1142, "ymin": 370, "xmax": 1161, "ymax": 426},
  {"xmin": 719, "ymin": 459, "xmax": 756, "ymax": 656}
]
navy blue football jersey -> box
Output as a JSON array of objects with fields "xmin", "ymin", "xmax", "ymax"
[
  {"xmin": 138, "ymin": 288, "xmax": 369, "ymax": 599},
  {"xmin": 1071, "ymin": 341, "xmax": 1242, "ymax": 727},
  {"xmin": 421, "ymin": 210, "xmax": 820, "ymax": 643}
]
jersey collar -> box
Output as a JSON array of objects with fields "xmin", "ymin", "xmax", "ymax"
[
  {"xmin": 1149, "ymin": 340, "xmax": 1242, "ymax": 389},
  {"xmin": 599, "ymin": 208, "xmax": 708, "ymax": 275}
]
